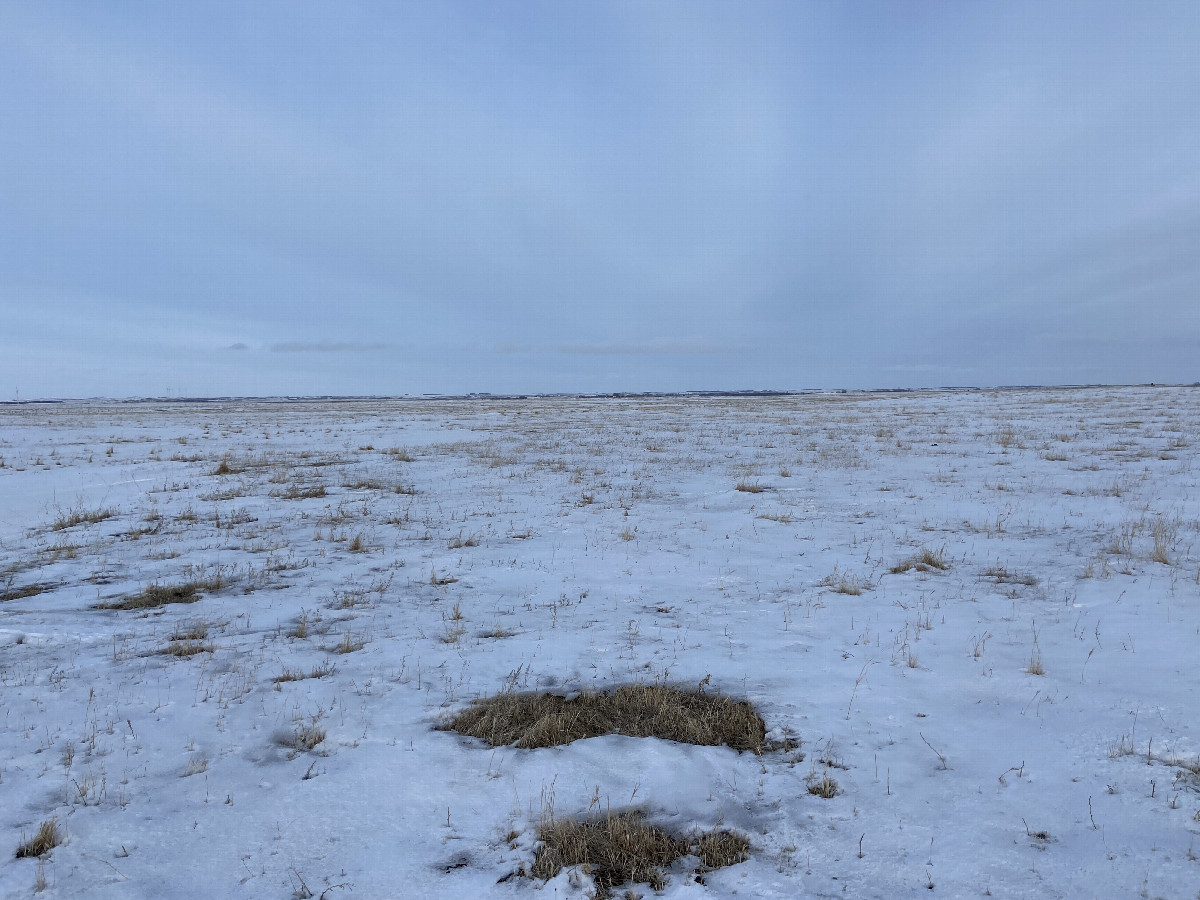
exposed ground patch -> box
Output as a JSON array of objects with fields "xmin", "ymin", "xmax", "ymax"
[{"xmin": 446, "ymin": 684, "xmax": 767, "ymax": 751}]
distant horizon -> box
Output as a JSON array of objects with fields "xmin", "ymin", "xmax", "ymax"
[{"xmin": 4, "ymin": 379, "xmax": 1195, "ymax": 406}]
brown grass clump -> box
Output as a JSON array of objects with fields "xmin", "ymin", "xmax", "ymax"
[
  {"xmin": 447, "ymin": 684, "xmax": 766, "ymax": 752},
  {"xmin": 693, "ymin": 829, "xmax": 752, "ymax": 869},
  {"xmin": 890, "ymin": 547, "xmax": 950, "ymax": 574},
  {"xmin": 50, "ymin": 506, "xmax": 117, "ymax": 531},
  {"xmin": 807, "ymin": 772, "xmax": 839, "ymax": 798},
  {"xmin": 15, "ymin": 819, "xmax": 62, "ymax": 859},
  {"xmin": 735, "ymin": 481, "xmax": 765, "ymax": 493},
  {"xmin": 531, "ymin": 811, "xmax": 748, "ymax": 898},
  {"xmin": 160, "ymin": 639, "xmax": 214, "ymax": 658},
  {"xmin": 0, "ymin": 581, "xmax": 56, "ymax": 603},
  {"xmin": 274, "ymin": 483, "xmax": 327, "ymax": 500},
  {"xmin": 982, "ymin": 565, "xmax": 1038, "ymax": 586},
  {"xmin": 280, "ymin": 722, "xmax": 326, "ymax": 753},
  {"xmin": 274, "ymin": 661, "xmax": 336, "ymax": 682},
  {"xmin": 96, "ymin": 578, "xmax": 217, "ymax": 610}
]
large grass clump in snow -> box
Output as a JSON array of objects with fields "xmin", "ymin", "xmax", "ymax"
[{"xmin": 447, "ymin": 683, "xmax": 767, "ymax": 751}]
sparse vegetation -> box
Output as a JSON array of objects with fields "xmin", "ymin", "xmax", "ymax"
[
  {"xmin": 982, "ymin": 565, "xmax": 1038, "ymax": 586},
  {"xmin": 275, "ymin": 661, "xmax": 336, "ymax": 682}
]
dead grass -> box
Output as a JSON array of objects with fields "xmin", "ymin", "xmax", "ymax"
[
  {"xmin": 446, "ymin": 684, "xmax": 766, "ymax": 752},
  {"xmin": 160, "ymin": 639, "xmax": 214, "ymax": 657},
  {"xmin": 96, "ymin": 575, "xmax": 223, "ymax": 610},
  {"xmin": 170, "ymin": 621, "xmax": 209, "ymax": 641},
  {"xmin": 819, "ymin": 569, "xmax": 872, "ymax": 595},
  {"xmin": 982, "ymin": 565, "xmax": 1038, "ymax": 586},
  {"xmin": 274, "ymin": 661, "xmax": 336, "ymax": 682},
  {"xmin": 280, "ymin": 722, "xmax": 326, "ymax": 753},
  {"xmin": 735, "ymin": 480, "xmax": 765, "ymax": 493},
  {"xmin": 15, "ymin": 819, "xmax": 62, "ymax": 859},
  {"xmin": 890, "ymin": 547, "xmax": 950, "ymax": 574},
  {"xmin": 50, "ymin": 506, "xmax": 117, "ymax": 531},
  {"xmin": 807, "ymin": 772, "xmax": 840, "ymax": 798},
  {"xmin": 531, "ymin": 811, "xmax": 748, "ymax": 898},
  {"xmin": 0, "ymin": 581, "xmax": 56, "ymax": 603},
  {"xmin": 273, "ymin": 484, "xmax": 327, "ymax": 500}
]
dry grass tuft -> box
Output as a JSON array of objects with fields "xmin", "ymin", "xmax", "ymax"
[
  {"xmin": 735, "ymin": 480, "xmax": 766, "ymax": 493},
  {"xmin": 447, "ymin": 684, "xmax": 766, "ymax": 752},
  {"xmin": 274, "ymin": 483, "xmax": 327, "ymax": 500},
  {"xmin": 97, "ymin": 574, "xmax": 223, "ymax": 610},
  {"xmin": 531, "ymin": 811, "xmax": 748, "ymax": 898},
  {"xmin": 1025, "ymin": 649, "xmax": 1045, "ymax": 676},
  {"xmin": 807, "ymin": 772, "xmax": 839, "ymax": 798},
  {"xmin": 0, "ymin": 581, "xmax": 56, "ymax": 603},
  {"xmin": 50, "ymin": 506, "xmax": 118, "ymax": 531},
  {"xmin": 819, "ymin": 569, "xmax": 872, "ymax": 595},
  {"xmin": 160, "ymin": 639, "xmax": 214, "ymax": 658},
  {"xmin": 982, "ymin": 565, "xmax": 1038, "ymax": 586},
  {"xmin": 280, "ymin": 722, "xmax": 326, "ymax": 753},
  {"xmin": 170, "ymin": 621, "xmax": 209, "ymax": 641},
  {"xmin": 274, "ymin": 661, "xmax": 336, "ymax": 682},
  {"xmin": 890, "ymin": 547, "xmax": 950, "ymax": 574},
  {"xmin": 15, "ymin": 819, "xmax": 62, "ymax": 859},
  {"xmin": 693, "ymin": 829, "xmax": 752, "ymax": 869}
]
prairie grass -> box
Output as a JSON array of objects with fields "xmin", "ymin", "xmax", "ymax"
[
  {"xmin": 807, "ymin": 772, "xmax": 840, "ymax": 798},
  {"xmin": 97, "ymin": 579, "xmax": 215, "ymax": 610},
  {"xmin": 160, "ymin": 639, "xmax": 213, "ymax": 658},
  {"xmin": 819, "ymin": 569, "xmax": 871, "ymax": 595},
  {"xmin": 15, "ymin": 819, "xmax": 62, "ymax": 858},
  {"xmin": 531, "ymin": 810, "xmax": 748, "ymax": 898},
  {"xmin": 274, "ymin": 661, "xmax": 336, "ymax": 682},
  {"xmin": 890, "ymin": 547, "xmax": 950, "ymax": 574},
  {"xmin": 0, "ymin": 581, "xmax": 56, "ymax": 603},
  {"xmin": 280, "ymin": 722, "xmax": 326, "ymax": 753},
  {"xmin": 446, "ymin": 684, "xmax": 766, "ymax": 752},
  {"xmin": 982, "ymin": 565, "xmax": 1038, "ymax": 586},
  {"xmin": 50, "ymin": 506, "xmax": 117, "ymax": 531},
  {"xmin": 273, "ymin": 484, "xmax": 327, "ymax": 500}
]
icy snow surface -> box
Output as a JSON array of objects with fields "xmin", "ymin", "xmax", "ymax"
[{"xmin": 1, "ymin": 387, "xmax": 1198, "ymax": 898}]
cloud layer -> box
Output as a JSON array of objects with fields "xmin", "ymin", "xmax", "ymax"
[{"xmin": 2, "ymin": 1, "xmax": 1198, "ymax": 397}]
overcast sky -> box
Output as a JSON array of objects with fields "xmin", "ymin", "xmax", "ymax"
[{"xmin": 3, "ymin": 1, "xmax": 1198, "ymax": 398}]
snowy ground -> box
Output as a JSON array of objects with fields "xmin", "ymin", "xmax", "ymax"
[{"xmin": 1, "ymin": 387, "xmax": 1198, "ymax": 899}]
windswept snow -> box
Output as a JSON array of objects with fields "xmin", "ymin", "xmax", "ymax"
[{"xmin": 1, "ymin": 387, "xmax": 1198, "ymax": 898}]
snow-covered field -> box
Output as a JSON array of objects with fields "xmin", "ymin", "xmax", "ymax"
[{"xmin": 1, "ymin": 387, "xmax": 1198, "ymax": 899}]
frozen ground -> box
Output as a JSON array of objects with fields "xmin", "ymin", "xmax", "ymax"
[{"xmin": 1, "ymin": 387, "xmax": 1198, "ymax": 899}]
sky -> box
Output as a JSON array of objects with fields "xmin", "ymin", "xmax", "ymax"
[{"xmin": 2, "ymin": 1, "xmax": 1199, "ymax": 398}]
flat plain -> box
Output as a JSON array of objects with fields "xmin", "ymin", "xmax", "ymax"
[{"xmin": 1, "ymin": 386, "xmax": 1198, "ymax": 899}]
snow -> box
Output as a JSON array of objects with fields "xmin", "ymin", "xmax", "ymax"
[{"xmin": 1, "ymin": 387, "xmax": 1198, "ymax": 899}]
